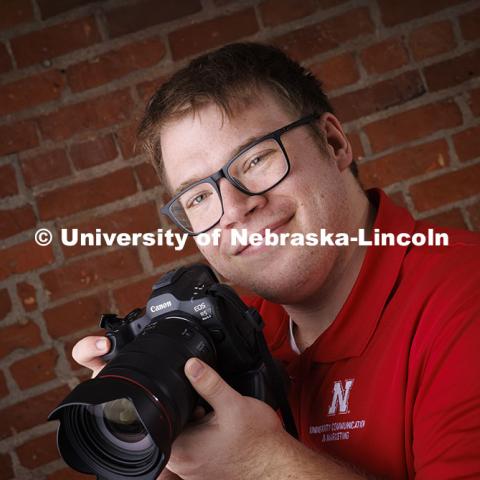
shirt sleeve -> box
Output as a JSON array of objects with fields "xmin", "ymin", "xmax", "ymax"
[{"xmin": 412, "ymin": 297, "xmax": 480, "ymax": 479}]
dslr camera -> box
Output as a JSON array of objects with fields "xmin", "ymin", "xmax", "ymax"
[{"xmin": 49, "ymin": 264, "xmax": 295, "ymax": 480}]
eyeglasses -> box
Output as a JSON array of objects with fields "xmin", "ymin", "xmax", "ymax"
[{"xmin": 161, "ymin": 113, "xmax": 319, "ymax": 235}]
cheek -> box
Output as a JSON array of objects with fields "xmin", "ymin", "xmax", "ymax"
[{"xmin": 194, "ymin": 240, "xmax": 221, "ymax": 267}]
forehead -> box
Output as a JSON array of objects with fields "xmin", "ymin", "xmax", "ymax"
[{"xmin": 160, "ymin": 90, "xmax": 295, "ymax": 194}]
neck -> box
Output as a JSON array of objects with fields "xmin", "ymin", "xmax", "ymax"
[{"xmin": 285, "ymin": 190, "xmax": 376, "ymax": 352}]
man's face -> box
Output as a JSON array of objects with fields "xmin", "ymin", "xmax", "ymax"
[{"xmin": 160, "ymin": 91, "xmax": 352, "ymax": 304}]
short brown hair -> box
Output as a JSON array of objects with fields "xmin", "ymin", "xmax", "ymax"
[{"xmin": 138, "ymin": 42, "xmax": 338, "ymax": 175}]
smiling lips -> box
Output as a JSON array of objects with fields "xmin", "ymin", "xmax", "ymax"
[{"xmin": 230, "ymin": 216, "xmax": 294, "ymax": 256}]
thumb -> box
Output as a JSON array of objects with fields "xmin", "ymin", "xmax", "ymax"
[{"xmin": 184, "ymin": 358, "xmax": 241, "ymax": 412}]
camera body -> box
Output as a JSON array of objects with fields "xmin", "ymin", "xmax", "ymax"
[
  {"xmin": 100, "ymin": 264, "xmax": 268, "ymax": 391},
  {"xmin": 49, "ymin": 264, "xmax": 280, "ymax": 480},
  {"xmin": 99, "ymin": 264, "xmax": 275, "ymax": 406}
]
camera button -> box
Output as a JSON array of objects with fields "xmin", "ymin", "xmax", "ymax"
[{"xmin": 181, "ymin": 327, "xmax": 195, "ymax": 338}]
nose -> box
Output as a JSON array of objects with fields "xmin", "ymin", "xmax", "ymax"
[{"xmin": 218, "ymin": 178, "xmax": 267, "ymax": 229}]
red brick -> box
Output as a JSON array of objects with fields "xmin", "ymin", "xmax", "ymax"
[
  {"xmin": 0, "ymin": 385, "xmax": 70, "ymax": 440},
  {"xmin": 0, "ymin": 452, "xmax": 13, "ymax": 480},
  {"xmin": 38, "ymin": 89, "xmax": 134, "ymax": 142},
  {"xmin": 0, "ymin": 240, "xmax": 54, "ymax": 281},
  {"xmin": 106, "ymin": 0, "xmax": 201, "ymax": 38},
  {"xmin": 135, "ymin": 162, "xmax": 161, "ymax": 190},
  {"xmin": 0, "ymin": 289, "xmax": 12, "ymax": 320},
  {"xmin": 36, "ymin": 167, "xmax": 137, "ymax": 220},
  {"xmin": 359, "ymin": 139, "xmax": 449, "ymax": 189},
  {"xmin": 0, "ymin": 320, "xmax": 42, "ymax": 359},
  {"xmin": 11, "ymin": 349, "xmax": 58, "ymax": 389},
  {"xmin": 11, "ymin": 16, "xmax": 101, "ymax": 68},
  {"xmin": 0, "ymin": 165, "xmax": 18, "ymax": 198},
  {"xmin": 0, "ymin": 120, "xmax": 38, "ymax": 156},
  {"xmin": 377, "ymin": 0, "xmax": 464, "ymax": 27},
  {"xmin": 424, "ymin": 49, "xmax": 480, "ymax": 92},
  {"xmin": 20, "ymin": 148, "xmax": 70, "ymax": 187},
  {"xmin": 459, "ymin": 7, "xmax": 480, "ymax": 41},
  {"xmin": 60, "ymin": 201, "xmax": 160, "ymax": 258},
  {"xmin": 67, "ymin": 37, "xmax": 166, "ymax": 92},
  {"xmin": 149, "ymin": 235, "xmax": 199, "ymax": 268},
  {"xmin": 136, "ymin": 75, "xmax": 169, "ymax": 103},
  {"xmin": 453, "ymin": 125, "xmax": 480, "ymax": 163},
  {"xmin": 116, "ymin": 121, "xmax": 139, "ymax": 159},
  {"xmin": 0, "ymin": 0, "xmax": 33, "ymax": 30},
  {"xmin": 70, "ymin": 134, "xmax": 117, "ymax": 170},
  {"xmin": 409, "ymin": 163, "xmax": 480, "ymax": 212},
  {"xmin": 331, "ymin": 70, "xmax": 425, "ymax": 123},
  {"xmin": 17, "ymin": 282, "xmax": 37, "ymax": 312},
  {"xmin": 170, "ymin": 9, "xmax": 258, "ymax": 61},
  {"xmin": 0, "ymin": 371, "xmax": 8, "ymax": 398},
  {"xmin": 308, "ymin": 52, "xmax": 359, "ymax": 92},
  {"xmin": 360, "ymin": 37, "xmax": 408, "ymax": 75},
  {"xmin": 260, "ymin": 0, "xmax": 317, "ymax": 27},
  {"xmin": 467, "ymin": 200, "xmax": 480, "ymax": 230},
  {"xmin": 409, "ymin": 20, "xmax": 456, "ymax": 61},
  {"xmin": 469, "ymin": 88, "xmax": 480, "ymax": 117},
  {"xmin": 347, "ymin": 132, "xmax": 364, "ymax": 159},
  {"xmin": 364, "ymin": 100, "xmax": 462, "ymax": 153},
  {"xmin": 41, "ymin": 249, "xmax": 143, "ymax": 300},
  {"xmin": 38, "ymin": 0, "xmax": 97, "ymax": 19},
  {"xmin": 272, "ymin": 7, "xmax": 374, "ymax": 62},
  {"xmin": 424, "ymin": 209, "xmax": 467, "ymax": 230},
  {"xmin": 0, "ymin": 70, "xmax": 65, "ymax": 117},
  {"xmin": 16, "ymin": 431, "xmax": 58, "ymax": 468},
  {"xmin": 0, "ymin": 205, "xmax": 36, "ymax": 240},
  {"xmin": 44, "ymin": 292, "xmax": 110, "ymax": 337},
  {"xmin": 0, "ymin": 43, "xmax": 12, "ymax": 74},
  {"xmin": 113, "ymin": 274, "xmax": 160, "ymax": 313},
  {"xmin": 47, "ymin": 467, "xmax": 91, "ymax": 480}
]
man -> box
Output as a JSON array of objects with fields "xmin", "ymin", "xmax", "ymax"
[{"xmin": 73, "ymin": 43, "xmax": 480, "ymax": 479}]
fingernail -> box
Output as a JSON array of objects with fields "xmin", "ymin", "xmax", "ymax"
[
  {"xmin": 96, "ymin": 339, "xmax": 107, "ymax": 351},
  {"xmin": 186, "ymin": 358, "xmax": 204, "ymax": 379}
]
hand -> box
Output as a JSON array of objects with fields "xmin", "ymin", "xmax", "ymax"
[
  {"xmin": 71, "ymin": 335, "xmax": 110, "ymax": 377},
  {"xmin": 166, "ymin": 358, "xmax": 293, "ymax": 480}
]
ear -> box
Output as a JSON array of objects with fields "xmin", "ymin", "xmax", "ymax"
[{"xmin": 316, "ymin": 113, "xmax": 353, "ymax": 172}]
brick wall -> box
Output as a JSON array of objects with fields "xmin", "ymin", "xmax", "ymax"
[{"xmin": 0, "ymin": 0, "xmax": 479, "ymax": 478}]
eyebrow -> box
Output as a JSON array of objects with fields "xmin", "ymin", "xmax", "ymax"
[{"xmin": 171, "ymin": 133, "xmax": 262, "ymax": 197}]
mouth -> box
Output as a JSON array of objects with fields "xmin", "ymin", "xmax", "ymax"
[{"xmin": 231, "ymin": 216, "xmax": 294, "ymax": 256}]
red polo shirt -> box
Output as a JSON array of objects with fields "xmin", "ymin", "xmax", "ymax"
[{"xmin": 246, "ymin": 189, "xmax": 480, "ymax": 479}]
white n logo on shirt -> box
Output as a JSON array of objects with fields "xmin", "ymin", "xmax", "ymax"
[{"xmin": 328, "ymin": 379, "xmax": 355, "ymax": 416}]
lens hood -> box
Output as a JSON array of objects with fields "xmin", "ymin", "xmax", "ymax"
[{"xmin": 48, "ymin": 376, "xmax": 171, "ymax": 480}]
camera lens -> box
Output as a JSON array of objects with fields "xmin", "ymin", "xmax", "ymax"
[
  {"xmin": 87, "ymin": 399, "xmax": 154, "ymax": 452},
  {"xmin": 49, "ymin": 316, "xmax": 216, "ymax": 479},
  {"xmin": 101, "ymin": 398, "xmax": 148, "ymax": 444}
]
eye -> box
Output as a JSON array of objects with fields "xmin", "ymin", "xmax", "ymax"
[
  {"xmin": 185, "ymin": 190, "xmax": 212, "ymax": 208},
  {"xmin": 186, "ymin": 191, "xmax": 210, "ymax": 209},
  {"xmin": 243, "ymin": 154, "xmax": 266, "ymax": 173}
]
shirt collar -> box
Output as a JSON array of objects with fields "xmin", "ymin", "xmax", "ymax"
[{"xmin": 309, "ymin": 188, "xmax": 415, "ymax": 363}]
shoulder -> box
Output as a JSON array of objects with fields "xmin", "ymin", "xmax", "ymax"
[
  {"xmin": 402, "ymin": 223, "xmax": 480, "ymax": 299},
  {"xmin": 399, "ymin": 223, "xmax": 480, "ymax": 366}
]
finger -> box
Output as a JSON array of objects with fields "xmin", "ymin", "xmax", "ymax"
[
  {"xmin": 184, "ymin": 358, "xmax": 241, "ymax": 413},
  {"xmin": 71, "ymin": 336, "xmax": 110, "ymax": 377}
]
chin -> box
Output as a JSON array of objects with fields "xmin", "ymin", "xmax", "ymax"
[{"xmin": 220, "ymin": 248, "xmax": 335, "ymax": 303}]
